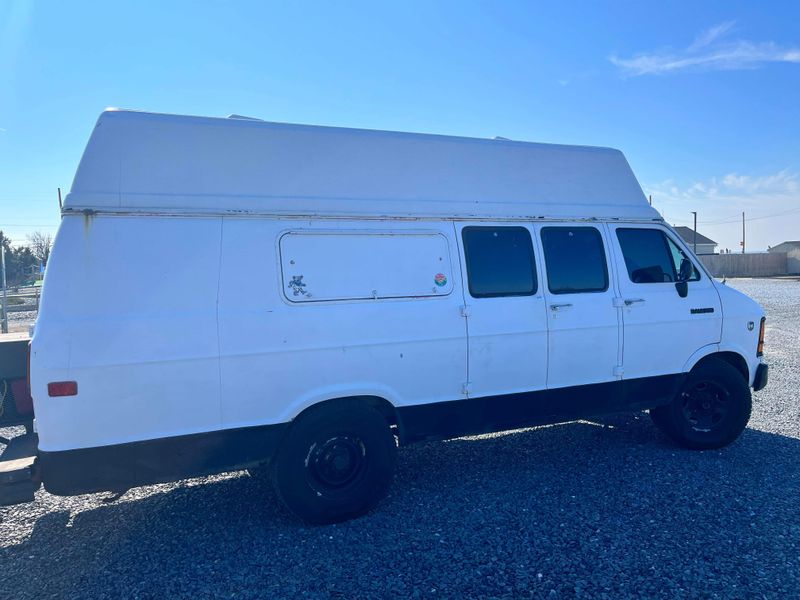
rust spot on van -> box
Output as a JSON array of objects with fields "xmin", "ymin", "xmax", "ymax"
[{"xmin": 82, "ymin": 209, "xmax": 96, "ymax": 236}]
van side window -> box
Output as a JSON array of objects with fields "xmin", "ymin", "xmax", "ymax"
[
  {"xmin": 616, "ymin": 228, "xmax": 700, "ymax": 283},
  {"xmin": 540, "ymin": 227, "xmax": 608, "ymax": 294},
  {"xmin": 616, "ymin": 228, "xmax": 677, "ymax": 283},
  {"xmin": 462, "ymin": 227, "xmax": 537, "ymax": 297}
]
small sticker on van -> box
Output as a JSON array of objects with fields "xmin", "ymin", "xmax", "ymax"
[
  {"xmin": 434, "ymin": 273, "xmax": 448, "ymax": 287},
  {"xmin": 288, "ymin": 275, "xmax": 309, "ymax": 297}
]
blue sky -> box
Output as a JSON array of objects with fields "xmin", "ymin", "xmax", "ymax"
[{"xmin": 1, "ymin": 1, "xmax": 798, "ymax": 251}]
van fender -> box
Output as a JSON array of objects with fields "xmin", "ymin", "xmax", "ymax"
[
  {"xmin": 716, "ymin": 341, "xmax": 758, "ymax": 386},
  {"xmin": 275, "ymin": 383, "xmax": 403, "ymax": 425},
  {"xmin": 683, "ymin": 342, "xmax": 755, "ymax": 386},
  {"xmin": 682, "ymin": 343, "xmax": 721, "ymax": 373}
]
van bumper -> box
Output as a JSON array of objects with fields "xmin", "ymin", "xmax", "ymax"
[{"xmin": 753, "ymin": 363, "xmax": 768, "ymax": 392}]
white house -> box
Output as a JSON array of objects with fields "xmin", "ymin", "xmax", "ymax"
[{"xmin": 769, "ymin": 241, "xmax": 800, "ymax": 274}]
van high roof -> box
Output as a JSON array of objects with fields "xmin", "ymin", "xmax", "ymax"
[{"xmin": 65, "ymin": 109, "xmax": 660, "ymax": 221}]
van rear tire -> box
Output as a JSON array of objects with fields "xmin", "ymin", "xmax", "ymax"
[
  {"xmin": 272, "ymin": 401, "xmax": 397, "ymax": 524},
  {"xmin": 650, "ymin": 358, "xmax": 751, "ymax": 450}
]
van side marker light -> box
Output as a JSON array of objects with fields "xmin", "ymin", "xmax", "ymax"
[
  {"xmin": 757, "ymin": 317, "xmax": 766, "ymax": 357},
  {"xmin": 48, "ymin": 381, "xmax": 78, "ymax": 397}
]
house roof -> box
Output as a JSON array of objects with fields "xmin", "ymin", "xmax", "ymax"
[
  {"xmin": 673, "ymin": 226, "xmax": 717, "ymax": 246},
  {"xmin": 64, "ymin": 109, "xmax": 660, "ymax": 221},
  {"xmin": 768, "ymin": 241, "xmax": 800, "ymax": 252}
]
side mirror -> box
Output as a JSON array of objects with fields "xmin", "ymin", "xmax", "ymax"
[
  {"xmin": 675, "ymin": 258, "xmax": 692, "ymax": 297},
  {"xmin": 678, "ymin": 257, "xmax": 693, "ymax": 282}
]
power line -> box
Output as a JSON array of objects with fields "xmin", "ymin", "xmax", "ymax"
[
  {"xmin": 665, "ymin": 206, "xmax": 800, "ymax": 226},
  {"xmin": 696, "ymin": 212, "xmax": 745, "ymax": 225},
  {"xmin": 699, "ymin": 206, "xmax": 800, "ymax": 225}
]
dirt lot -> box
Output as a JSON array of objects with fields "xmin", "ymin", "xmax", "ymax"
[{"xmin": 1, "ymin": 278, "xmax": 798, "ymax": 599}]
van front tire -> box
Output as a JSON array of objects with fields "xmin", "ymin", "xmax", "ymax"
[
  {"xmin": 650, "ymin": 358, "xmax": 752, "ymax": 450},
  {"xmin": 272, "ymin": 401, "xmax": 397, "ymax": 524}
]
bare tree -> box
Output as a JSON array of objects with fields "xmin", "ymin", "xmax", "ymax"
[{"xmin": 27, "ymin": 231, "xmax": 53, "ymax": 266}]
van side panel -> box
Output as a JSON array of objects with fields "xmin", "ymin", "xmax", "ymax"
[
  {"xmin": 217, "ymin": 219, "xmax": 468, "ymax": 429},
  {"xmin": 31, "ymin": 215, "xmax": 223, "ymax": 452}
]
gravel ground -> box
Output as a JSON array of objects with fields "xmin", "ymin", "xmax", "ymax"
[
  {"xmin": 4, "ymin": 295, "xmax": 38, "ymax": 334},
  {"xmin": 1, "ymin": 278, "xmax": 798, "ymax": 599}
]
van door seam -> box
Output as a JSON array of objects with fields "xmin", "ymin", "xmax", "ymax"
[
  {"xmin": 451, "ymin": 220, "xmax": 470, "ymax": 396},
  {"xmin": 529, "ymin": 223, "xmax": 549, "ymax": 386},
  {"xmin": 214, "ymin": 218, "xmax": 225, "ymax": 428},
  {"xmin": 603, "ymin": 223, "xmax": 625, "ymax": 377}
]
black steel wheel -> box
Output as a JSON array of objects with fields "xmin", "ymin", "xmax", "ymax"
[
  {"xmin": 306, "ymin": 435, "xmax": 368, "ymax": 491},
  {"xmin": 272, "ymin": 400, "xmax": 397, "ymax": 524},
  {"xmin": 650, "ymin": 357, "xmax": 751, "ymax": 450},
  {"xmin": 681, "ymin": 380, "xmax": 731, "ymax": 432}
]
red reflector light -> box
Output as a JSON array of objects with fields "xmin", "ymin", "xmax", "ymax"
[{"xmin": 48, "ymin": 381, "xmax": 78, "ymax": 397}]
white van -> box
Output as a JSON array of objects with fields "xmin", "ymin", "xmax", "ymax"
[{"xmin": 13, "ymin": 110, "xmax": 769, "ymax": 522}]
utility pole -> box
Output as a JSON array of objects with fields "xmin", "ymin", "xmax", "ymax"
[
  {"xmin": 1, "ymin": 244, "xmax": 8, "ymax": 334},
  {"xmin": 742, "ymin": 211, "xmax": 746, "ymax": 254},
  {"xmin": 691, "ymin": 211, "xmax": 697, "ymax": 254}
]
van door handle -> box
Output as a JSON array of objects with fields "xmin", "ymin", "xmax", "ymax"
[
  {"xmin": 624, "ymin": 298, "xmax": 646, "ymax": 306},
  {"xmin": 550, "ymin": 303, "xmax": 573, "ymax": 312}
]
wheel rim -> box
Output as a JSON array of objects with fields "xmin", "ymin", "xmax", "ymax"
[
  {"xmin": 681, "ymin": 380, "xmax": 731, "ymax": 432},
  {"xmin": 306, "ymin": 435, "xmax": 367, "ymax": 490}
]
